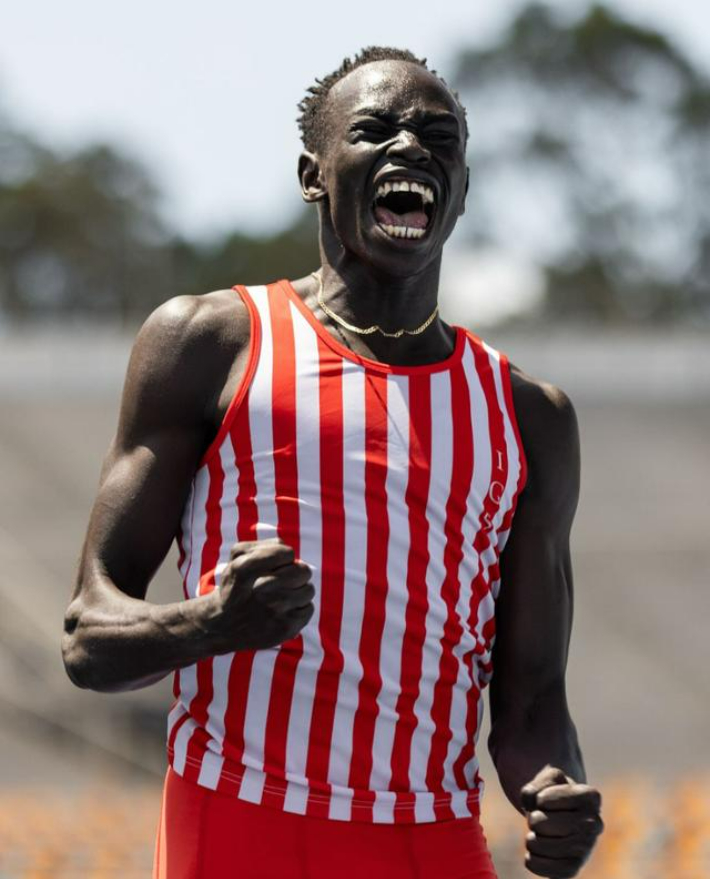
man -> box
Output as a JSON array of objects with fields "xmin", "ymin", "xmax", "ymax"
[{"xmin": 63, "ymin": 47, "xmax": 603, "ymax": 878}]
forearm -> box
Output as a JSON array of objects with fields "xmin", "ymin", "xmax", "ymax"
[
  {"xmin": 489, "ymin": 687, "xmax": 586, "ymax": 812},
  {"xmin": 62, "ymin": 578, "xmax": 226, "ymax": 693}
]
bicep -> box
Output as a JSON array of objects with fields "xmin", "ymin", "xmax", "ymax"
[
  {"xmin": 80, "ymin": 428, "xmax": 202, "ymax": 601},
  {"xmin": 75, "ymin": 300, "xmax": 213, "ymax": 602}
]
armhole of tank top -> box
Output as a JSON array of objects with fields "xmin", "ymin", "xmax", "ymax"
[
  {"xmin": 197, "ymin": 284, "xmax": 261, "ymax": 469},
  {"xmin": 498, "ymin": 352, "xmax": 529, "ymax": 499}
]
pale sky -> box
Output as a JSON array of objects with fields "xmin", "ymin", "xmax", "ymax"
[{"xmin": 1, "ymin": 0, "xmax": 708, "ymax": 241}]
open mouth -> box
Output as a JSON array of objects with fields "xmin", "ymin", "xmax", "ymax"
[{"xmin": 372, "ymin": 178, "xmax": 436, "ymax": 240}]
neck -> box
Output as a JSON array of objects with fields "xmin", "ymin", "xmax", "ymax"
[
  {"xmin": 289, "ymin": 228, "xmax": 455, "ymax": 368},
  {"xmin": 317, "ymin": 226, "xmax": 443, "ymax": 334}
]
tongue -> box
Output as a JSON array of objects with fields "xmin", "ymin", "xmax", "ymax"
[{"xmin": 374, "ymin": 205, "xmax": 429, "ymax": 229}]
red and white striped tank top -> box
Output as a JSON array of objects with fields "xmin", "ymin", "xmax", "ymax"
[{"xmin": 167, "ymin": 279, "xmax": 527, "ymax": 824}]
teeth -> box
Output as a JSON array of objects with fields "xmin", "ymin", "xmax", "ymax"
[
  {"xmin": 375, "ymin": 178, "xmax": 435, "ymax": 204},
  {"xmin": 380, "ymin": 224, "xmax": 426, "ymax": 239}
]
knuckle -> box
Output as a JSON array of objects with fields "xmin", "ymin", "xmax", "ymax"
[
  {"xmin": 528, "ymin": 810, "xmax": 547, "ymax": 828},
  {"xmin": 230, "ymin": 554, "xmax": 250, "ymax": 575},
  {"xmin": 229, "ymin": 541, "xmax": 255, "ymax": 558},
  {"xmin": 524, "ymin": 856, "xmax": 548, "ymax": 877}
]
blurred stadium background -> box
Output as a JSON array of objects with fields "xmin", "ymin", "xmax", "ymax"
[{"xmin": 1, "ymin": 1, "xmax": 708, "ymax": 876}]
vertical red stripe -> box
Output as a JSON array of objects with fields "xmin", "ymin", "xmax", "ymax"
[
  {"xmin": 389, "ymin": 374, "xmax": 432, "ymax": 822},
  {"xmin": 181, "ymin": 449, "xmax": 226, "ymax": 783},
  {"xmin": 424, "ymin": 361, "xmax": 473, "ymax": 821},
  {"xmin": 451, "ymin": 338, "xmax": 508, "ymax": 790},
  {"xmin": 217, "ymin": 398, "xmax": 259, "ymax": 796},
  {"xmin": 499, "ymin": 351, "xmax": 528, "ymax": 526},
  {"xmin": 347, "ymin": 372, "xmax": 390, "ymax": 822},
  {"xmin": 304, "ymin": 338, "xmax": 346, "ymax": 819},
  {"xmin": 260, "ymin": 285, "xmax": 302, "ymax": 810}
]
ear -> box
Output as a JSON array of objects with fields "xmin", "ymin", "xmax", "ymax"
[
  {"xmin": 458, "ymin": 166, "xmax": 469, "ymax": 216},
  {"xmin": 298, "ymin": 151, "xmax": 327, "ymax": 203}
]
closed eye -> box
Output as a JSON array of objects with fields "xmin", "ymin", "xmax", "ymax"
[
  {"xmin": 424, "ymin": 130, "xmax": 459, "ymax": 143},
  {"xmin": 351, "ymin": 123, "xmax": 391, "ymax": 141}
]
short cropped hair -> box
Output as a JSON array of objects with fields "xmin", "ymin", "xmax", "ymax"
[{"xmin": 297, "ymin": 46, "xmax": 469, "ymax": 154}]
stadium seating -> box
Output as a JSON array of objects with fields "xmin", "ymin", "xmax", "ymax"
[{"xmin": 0, "ymin": 777, "xmax": 708, "ymax": 877}]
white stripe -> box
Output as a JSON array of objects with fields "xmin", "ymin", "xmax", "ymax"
[
  {"xmin": 455, "ymin": 342, "xmax": 523, "ymax": 787},
  {"xmin": 170, "ymin": 663, "xmax": 198, "ymax": 773},
  {"xmin": 238, "ymin": 766, "xmax": 265, "ymax": 804},
  {"xmin": 172, "ymin": 718, "xmax": 198, "ymax": 774},
  {"xmin": 204, "ymin": 653, "xmax": 233, "ymax": 751},
  {"xmin": 184, "ymin": 466, "xmax": 210, "ymax": 598},
  {"xmin": 408, "ymin": 370, "xmax": 451, "ymax": 791},
  {"xmin": 246, "ymin": 286, "xmax": 279, "ymax": 541},
  {"xmin": 467, "ymin": 698, "xmax": 485, "ymax": 787},
  {"xmin": 197, "ymin": 437, "xmax": 241, "ymax": 760},
  {"xmin": 484, "ymin": 343, "xmax": 522, "ymax": 523},
  {"xmin": 413, "ymin": 793, "xmax": 436, "ymax": 823},
  {"xmin": 283, "ymin": 780, "xmax": 309, "ymax": 815},
  {"xmin": 166, "ymin": 701, "xmax": 186, "ymax": 738},
  {"xmin": 450, "ymin": 789, "xmax": 476, "ymax": 818},
  {"xmin": 326, "ymin": 364, "xmax": 368, "ymax": 819},
  {"xmin": 478, "ymin": 344, "xmax": 522, "ymax": 630},
  {"xmin": 177, "ymin": 481, "xmax": 196, "ymax": 582},
  {"xmin": 369, "ymin": 374, "xmax": 410, "ymax": 810},
  {"xmin": 239, "ymin": 285, "xmax": 279, "ymax": 774},
  {"xmin": 328, "ymin": 787, "xmax": 354, "ymax": 821},
  {"xmin": 441, "ymin": 343, "xmax": 493, "ymax": 789},
  {"xmin": 372, "ymin": 790, "xmax": 396, "ymax": 823},
  {"xmin": 283, "ymin": 301, "xmax": 324, "ymax": 784},
  {"xmin": 198, "ymin": 751, "xmax": 224, "ymax": 789},
  {"xmin": 206, "ymin": 428, "xmax": 241, "ymax": 588}
]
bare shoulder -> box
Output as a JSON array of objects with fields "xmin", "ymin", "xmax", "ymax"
[
  {"xmin": 507, "ymin": 362, "xmax": 580, "ymax": 509},
  {"xmin": 508, "ymin": 363, "xmax": 577, "ymax": 433},
  {"xmin": 117, "ymin": 288, "xmax": 252, "ymax": 447},
  {"xmin": 135, "ymin": 288, "xmax": 250, "ymax": 367}
]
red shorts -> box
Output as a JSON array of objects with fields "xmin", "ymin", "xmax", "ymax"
[{"xmin": 153, "ymin": 767, "xmax": 498, "ymax": 878}]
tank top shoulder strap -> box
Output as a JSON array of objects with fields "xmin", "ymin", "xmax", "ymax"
[
  {"xmin": 196, "ymin": 284, "xmax": 262, "ymax": 468},
  {"xmin": 461, "ymin": 326, "xmax": 528, "ymax": 498}
]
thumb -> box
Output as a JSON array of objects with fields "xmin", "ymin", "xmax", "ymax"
[{"xmin": 520, "ymin": 765, "xmax": 569, "ymax": 812}]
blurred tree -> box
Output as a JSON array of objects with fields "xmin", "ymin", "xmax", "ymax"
[
  {"xmin": 0, "ymin": 119, "xmax": 175, "ymax": 324},
  {"xmin": 453, "ymin": 2, "xmax": 710, "ymax": 324},
  {"xmin": 0, "ymin": 105, "xmax": 318, "ymax": 325},
  {"xmin": 170, "ymin": 208, "xmax": 318, "ymax": 303}
]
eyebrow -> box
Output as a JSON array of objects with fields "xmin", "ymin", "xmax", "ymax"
[{"xmin": 351, "ymin": 107, "xmax": 460, "ymax": 127}]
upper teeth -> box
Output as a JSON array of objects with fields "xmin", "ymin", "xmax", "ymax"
[{"xmin": 375, "ymin": 179, "xmax": 435, "ymax": 204}]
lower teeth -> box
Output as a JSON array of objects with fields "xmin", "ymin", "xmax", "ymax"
[{"xmin": 380, "ymin": 224, "xmax": 426, "ymax": 239}]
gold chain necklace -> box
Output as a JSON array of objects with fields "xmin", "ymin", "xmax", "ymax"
[{"xmin": 311, "ymin": 271, "xmax": 438, "ymax": 339}]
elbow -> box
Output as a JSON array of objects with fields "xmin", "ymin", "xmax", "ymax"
[
  {"xmin": 61, "ymin": 598, "xmax": 94, "ymax": 690},
  {"xmin": 62, "ymin": 644, "xmax": 89, "ymax": 690}
]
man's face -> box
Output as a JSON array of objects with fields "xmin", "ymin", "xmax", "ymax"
[{"xmin": 305, "ymin": 60, "xmax": 469, "ymax": 277}]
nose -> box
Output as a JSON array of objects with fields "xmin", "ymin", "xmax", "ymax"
[{"xmin": 386, "ymin": 129, "xmax": 430, "ymax": 164}]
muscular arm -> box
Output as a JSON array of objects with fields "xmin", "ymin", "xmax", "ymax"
[
  {"xmin": 489, "ymin": 369, "xmax": 603, "ymax": 877},
  {"xmin": 489, "ymin": 371, "xmax": 584, "ymax": 802},
  {"xmin": 62, "ymin": 293, "xmax": 241, "ymax": 691},
  {"xmin": 62, "ymin": 291, "xmax": 315, "ymax": 693}
]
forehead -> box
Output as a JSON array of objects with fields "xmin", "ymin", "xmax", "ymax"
[{"xmin": 327, "ymin": 60, "xmax": 461, "ymax": 122}]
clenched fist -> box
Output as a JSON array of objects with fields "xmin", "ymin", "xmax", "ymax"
[
  {"xmin": 520, "ymin": 766, "xmax": 603, "ymax": 878},
  {"xmin": 202, "ymin": 538, "xmax": 315, "ymax": 653}
]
